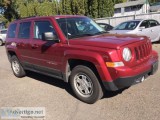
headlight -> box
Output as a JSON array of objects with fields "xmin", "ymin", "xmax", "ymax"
[{"xmin": 122, "ymin": 48, "xmax": 132, "ymax": 61}]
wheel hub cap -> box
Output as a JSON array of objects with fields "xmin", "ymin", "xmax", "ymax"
[
  {"xmin": 12, "ymin": 61, "xmax": 20, "ymax": 74},
  {"xmin": 74, "ymin": 74, "xmax": 93, "ymax": 97}
]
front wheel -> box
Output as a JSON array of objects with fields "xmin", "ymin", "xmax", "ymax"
[
  {"xmin": 70, "ymin": 65, "xmax": 103, "ymax": 104},
  {"xmin": 11, "ymin": 55, "xmax": 26, "ymax": 78}
]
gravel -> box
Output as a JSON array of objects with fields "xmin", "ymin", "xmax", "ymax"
[{"xmin": 0, "ymin": 43, "xmax": 160, "ymax": 120}]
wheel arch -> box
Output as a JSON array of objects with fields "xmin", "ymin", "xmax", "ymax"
[{"xmin": 62, "ymin": 50, "xmax": 112, "ymax": 86}]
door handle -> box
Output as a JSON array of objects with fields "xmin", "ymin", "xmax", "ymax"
[
  {"xmin": 17, "ymin": 43, "xmax": 25, "ymax": 47},
  {"xmin": 32, "ymin": 44, "xmax": 39, "ymax": 49},
  {"xmin": 151, "ymin": 29, "xmax": 154, "ymax": 32}
]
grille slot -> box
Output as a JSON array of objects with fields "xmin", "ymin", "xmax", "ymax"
[{"xmin": 134, "ymin": 42, "xmax": 151, "ymax": 61}]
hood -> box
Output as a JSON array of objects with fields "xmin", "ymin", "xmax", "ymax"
[
  {"xmin": 109, "ymin": 30, "xmax": 134, "ymax": 34},
  {"xmin": 69, "ymin": 33, "xmax": 146, "ymax": 49}
]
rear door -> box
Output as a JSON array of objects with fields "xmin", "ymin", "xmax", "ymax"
[
  {"xmin": 148, "ymin": 20, "xmax": 160, "ymax": 42},
  {"xmin": 16, "ymin": 21, "xmax": 32, "ymax": 63},
  {"xmin": 137, "ymin": 20, "xmax": 151, "ymax": 39}
]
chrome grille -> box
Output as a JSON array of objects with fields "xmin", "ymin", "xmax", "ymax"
[{"xmin": 134, "ymin": 42, "xmax": 151, "ymax": 60}]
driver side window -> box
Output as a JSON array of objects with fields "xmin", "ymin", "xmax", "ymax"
[{"xmin": 34, "ymin": 21, "xmax": 56, "ymax": 39}]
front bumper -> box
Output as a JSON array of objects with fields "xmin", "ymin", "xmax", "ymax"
[{"xmin": 103, "ymin": 61, "xmax": 158, "ymax": 91}]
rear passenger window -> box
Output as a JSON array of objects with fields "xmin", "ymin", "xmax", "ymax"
[
  {"xmin": 140, "ymin": 20, "xmax": 149, "ymax": 28},
  {"xmin": 149, "ymin": 20, "xmax": 159, "ymax": 27},
  {"xmin": 34, "ymin": 21, "xmax": 56, "ymax": 39},
  {"xmin": 18, "ymin": 22, "xmax": 31, "ymax": 39},
  {"xmin": 8, "ymin": 24, "xmax": 17, "ymax": 38}
]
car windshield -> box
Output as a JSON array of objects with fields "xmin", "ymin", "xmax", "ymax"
[
  {"xmin": 56, "ymin": 17, "xmax": 106, "ymax": 39},
  {"xmin": 114, "ymin": 21, "xmax": 140, "ymax": 30}
]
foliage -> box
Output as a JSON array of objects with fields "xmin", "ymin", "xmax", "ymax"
[{"xmin": 0, "ymin": 0, "xmax": 115, "ymax": 22}]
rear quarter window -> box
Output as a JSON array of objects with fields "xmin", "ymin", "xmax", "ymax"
[{"xmin": 8, "ymin": 23, "xmax": 17, "ymax": 38}]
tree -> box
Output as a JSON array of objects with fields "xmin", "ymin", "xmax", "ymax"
[
  {"xmin": 3, "ymin": 0, "xmax": 20, "ymax": 22},
  {"xmin": 71, "ymin": 0, "xmax": 85, "ymax": 15},
  {"xmin": 91, "ymin": 0, "xmax": 98, "ymax": 18},
  {"xmin": 86, "ymin": 0, "xmax": 98, "ymax": 18},
  {"xmin": 106, "ymin": 0, "xmax": 114, "ymax": 17},
  {"xmin": 98, "ymin": 0, "xmax": 114, "ymax": 18},
  {"xmin": 61, "ymin": 0, "xmax": 72, "ymax": 14},
  {"xmin": 1, "ymin": 0, "xmax": 117, "ymax": 23},
  {"xmin": 113, "ymin": 0, "xmax": 127, "ymax": 4}
]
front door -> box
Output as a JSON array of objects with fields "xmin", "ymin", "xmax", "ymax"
[{"xmin": 29, "ymin": 20, "xmax": 63, "ymax": 78}]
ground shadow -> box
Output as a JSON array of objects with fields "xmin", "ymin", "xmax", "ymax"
[
  {"xmin": 26, "ymin": 71, "xmax": 75, "ymax": 97},
  {"xmin": 26, "ymin": 71, "xmax": 128, "ymax": 100},
  {"xmin": 152, "ymin": 41, "xmax": 160, "ymax": 44},
  {"xmin": 102, "ymin": 87, "xmax": 129, "ymax": 99}
]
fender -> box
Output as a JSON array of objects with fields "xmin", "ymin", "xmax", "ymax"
[{"xmin": 62, "ymin": 50, "xmax": 113, "ymax": 82}]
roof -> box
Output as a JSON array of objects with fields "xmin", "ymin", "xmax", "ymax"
[
  {"xmin": 54, "ymin": 15, "xmax": 85, "ymax": 19},
  {"xmin": 120, "ymin": 19, "xmax": 158, "ymax": 23},
  {"xmin": 12, "ymin": 15, "xmax": 85, "ymax": 23},
  {"xmin": 114, "ymin": 0, "xmax": 147, "ymax": 8}
]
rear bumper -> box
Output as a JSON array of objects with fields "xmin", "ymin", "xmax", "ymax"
[{"xmin": 102, "ymin": 61, "xmax": 158, "ymax": 91}]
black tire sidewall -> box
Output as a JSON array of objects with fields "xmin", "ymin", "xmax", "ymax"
[
  {"xmin": 11, "ymin": 56, "xmax": 26, "ymax": 78},
  {"xmin": 70, "ymin": 65, "xmax": 103, "ymax": 104}
]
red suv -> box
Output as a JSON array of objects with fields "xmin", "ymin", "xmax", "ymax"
[{"xmin": 5, "ymin": 15, "xmax": 158, "ymax": 104}]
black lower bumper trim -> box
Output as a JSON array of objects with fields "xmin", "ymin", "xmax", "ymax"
[{"xmin": 102, "ymin": 61, "xmax": 158, "ymax": 91}]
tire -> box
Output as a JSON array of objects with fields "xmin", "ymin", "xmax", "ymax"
[
  {"xmin": 70, "ymin": 65, "xmax": 103, "ymax": 104},
  {"xmin": 0, "ymin": 39, "xmax": 3, "ymax": 46},
  {"xmin": 11, "ymin": 55, "xmax": 26, "ymax": 78}
]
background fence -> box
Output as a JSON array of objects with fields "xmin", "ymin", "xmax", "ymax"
[{"xmin": 95, "ymin": 12, "xmax": 160, "ymax": 27}]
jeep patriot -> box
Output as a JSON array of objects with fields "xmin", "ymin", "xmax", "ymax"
[{"xmin": 5, "ymin": 15, "xmax": 158, "ymax": 103}]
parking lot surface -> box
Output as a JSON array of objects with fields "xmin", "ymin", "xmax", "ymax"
[{"xmin": 0, "ymin": 44, "xmax": 160, "ymax": 120}]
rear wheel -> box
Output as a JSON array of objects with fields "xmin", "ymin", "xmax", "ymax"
[
  {"xmin": 11, "ymin": 55, "xmax": 26, "ymax": 78},
  {"xmin": 70, "ymin": 65, "xmax": 103, "ymax": 104},
  {"xmin": 0, "ymin": 39, "xmax": 3, "ymax": 46}
]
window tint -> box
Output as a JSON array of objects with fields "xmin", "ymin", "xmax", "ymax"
[
  {"xmin": 149, "ymin": 20, "xmax": 159, "ymax": 27},
  {"xmin": 18, "ymin": 22, "xmax": 31, "ymax": 39},
  {"xmin": 56, "ymin": 17, "xmax": 104, "ymax": 39},
  {"xmin": 114, "ymin": 21, "xmax": 140, "ymax": 30},
  {"xmin": 8, "ymin": 24, "xmax": 17, "ymax": 38},
  {"xmin": 140, "ymin": 20, "xmax": 149, "ymax": 28},
  {"xmin": 1, "ymin": 30, "xmax": 7, "ymax": 34},
  {"xmin": 34, "ymin": 21, "xmax": 56, "ymax": 39}
]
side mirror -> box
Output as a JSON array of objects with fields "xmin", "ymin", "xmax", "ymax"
[{"xmin": 42, "ymin": 32, "xmax": 59, "ymax": 42}]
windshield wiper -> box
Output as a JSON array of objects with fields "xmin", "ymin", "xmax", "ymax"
[{"xmin": 69, "ymin": 33, "xmax": 94, "ymax": 38}]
